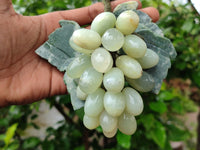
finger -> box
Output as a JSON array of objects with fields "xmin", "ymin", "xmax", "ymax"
[
  {"xmin": 50, "ymin": 67, "xmax": 67, "ymax": 97},
  {"xmin": 0, "ymin": 0, "xmax": 15, "ymax": 15},
  {"xmin": 139, "ymin": 7, "xmax": 160, "ymax": 22},
  {"xmin": 41, "ymin": 0, "xmax": 141, "ymax": 35}
]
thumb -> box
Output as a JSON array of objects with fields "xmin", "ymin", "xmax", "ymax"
[
  {"xmin": 0, "ymin": 0, "xmax": 15, "ymax": 15},
  {"xmin": 40, "ymin": 0, "xmax": 142, "ymax": 36}
]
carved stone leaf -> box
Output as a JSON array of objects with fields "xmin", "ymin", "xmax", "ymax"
[
  {"xmin": 36, "ymin": 20, "xmax": 80, "ymax": 71},
  {"xmin": 63, "ymin": 73, "xmax": 85, "ymax": 110},
  {"xmin": 114, "ymin": 7, "xmax": 177, "ymax": 94}
]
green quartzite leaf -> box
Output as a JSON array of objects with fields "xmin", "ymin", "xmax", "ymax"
[
  {"xmin": 135, "ymin": 11, "xmax": 164, "ymax": 37},
  {"xmin": 36, "ymin": 20, "xmax": 83, "ymax": 110},
  {"xmin": 117, "ymin": 131, "xmax": 131, "ymax": 149},
  {"xmin": 135, "ymin": 25, "xmax": 176, "ymax": 94},
  {"xmin": 63, "ymin": 73, "xmax": 84, "ymax": 110},
  {"xmin": 136, "ymin": 28, "xmax": 176, "ymax": 59},
  {"xmin": 115, "ymin": 4, "xmax": 176, "ymax": 94},
  {"xmin": 36, "ymin": 20, "xmax": 80, "ymax": 71},
  {"xmin": 114, "ymin": 8, "xmax": 176, "ymax": 94},
  {"xmin": 136, "ymin": 11, "xmax": 176, "ymax": 94}
]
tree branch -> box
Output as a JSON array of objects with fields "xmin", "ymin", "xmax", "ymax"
[
  {"xmin": 188, "ymin": 0, "xmax": 200, "ymax": 16},
  {"xmin": 83, "ymin": 127, "xmax": 89, "ymax": 150},
  {"xmin": 54, "ymin": 103, "xmax": 74, "ymax": 125},
  {"xmin": 197, "ymin": 108, "xmax": 200, "ymax": 150}
]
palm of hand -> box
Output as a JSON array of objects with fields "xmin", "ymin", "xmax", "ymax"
[{"xmin": 0, "ymin": 8, "xmax": 66, "ymax": 106}]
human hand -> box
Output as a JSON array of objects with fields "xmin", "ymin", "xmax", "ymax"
[{"xmin": 0, "ymin": 0, "xmax": 159, "ymax": 107}]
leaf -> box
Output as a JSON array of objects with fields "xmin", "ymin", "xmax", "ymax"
[
  {"xmin": 149, "ymin": 121, "xmax": 166, "ymax": 148},
  {"xmin": 36, "ymin": 20, "xmax": 80, "ymax": 71},
  {"xmin": 0, "ymin": 118, "xmax": 9, "ymax": 127},
  {"xmin": 30, "ymin": 114, "xmax": 38, "ymax": 120},
  {"xmin": 135, "ymin": 29, "xmax": 175, "ymax": 94},
  {"xmin": 9, "ymin": 106, "xmax": 21, "ymax": 119},
  {"xmin": 114, "ymin": 7, "xmax": 176, "ymax": 94},
  {"xmin": 138, "ymin": 114, "xmax": 155, "ymax": 130},
  {"xmin": 164, "ymin": 140, "xmax": 173, "ymax": 150},
  {"xmin": 41, "ymin": 141, "xmax": 55, "ymax": 150},
  {"xmin": 139, "ymin": 115, "xmax": 167, "ymax": 148},
  {"xmin": 4, "ymin": 123, "xmax": 18, "ymax": 146},
  {"xmin": 22, "ymin": 137, "xmax": 40, "ymax": 149},
  {"xmin": 74, "ymin": 146, "xmax": 85, "ymax": 150},
  {"xmin": 0, "ymin": 134, "xmax": 6, "ymax": 141},
  {"xmin": 36, "ymin": 20, "xmax": 82, "ymax": 110},
  {"xmin": 181, "ymin": 20, "xmax": 193, "ymax": 32},
  {"xmin": 149, "ymin": 101, "xmax": 167, "ymax": 114},
  {"xmin": 117, "ymin": 131, "xmax": 131, "ymax": 149},
  {"xmin": 96, "ymin": 126, "xmax": 103, "ymax": 133},
  {"xmin": 58, "ymin": 95, "xmax": 71, "ymax": 104},
  {"xmin": 63, "ymin": 73, "xmax": 84, "ymax": 110},
  {"xmin": 170, "ymin": 100, "xmax": 184, "ymax": 114},
  {"xmin": 135, "ymin": 28, "xmax": 176, "ymax": 59},
  {"xmin": 167, "ymin": 125, "xmax": 190, "ymax": 141},
  {"xmin": 157, "ymin": 91, "xmax": 175, "ymax": 101},
  {"xmin": 134, "ymin": 11, "xmax": 176, "ymax": 94},
  {"xmin": 75, "ymin": 107, "xmax": 84, "ymax": 121},
  {"xmin": 135, "ymin": 11, "xmax": 164, "ymax": 37},
  {"xmin": 192, "ymin": 71, "xmax": 200, "ymax": 87},
  {"xmin": 6, "ymin": 141, "xmax": 20, "ymax": 150}
]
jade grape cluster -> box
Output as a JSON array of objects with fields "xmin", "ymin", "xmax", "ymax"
[{"xmin": 66, "ymin": 10, "xmax": 159, "ymax": 138}]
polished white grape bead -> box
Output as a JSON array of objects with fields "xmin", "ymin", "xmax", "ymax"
[
  {"xmin": 66, "ymin": 55, "xmax": 91, "ymax": 79},
  {"xmin": 76, "ymin": 86, "xmax": 87, "ymax": 100},
  {"xmin": 104, "ymin": 92, "xmax": 125, "ymax": 117},
  {"xmin": 116, "ymin": 10, "xmax": 139, "ymax": 35},
  {"xmin": 100, "ymin": 110, "xmax": 118, "ymax": 132},
  {"xmin": 91, "ymin": 12, "xmax": 116, "ymax": 36},
  {"xmin": 137, "ymin": 48, "xmax": 159, "ymax": 69},
  {"xmin": 79, "ymin": 67, "xmax": 103, "ymax": 94},
  {"xmin": 83, "ymin": 114, "xmax": 99, "ymax": 130},
  {"xmin": 69, "ymin": 38, "xmax": 94, "ymax": 54},
  {"xmin": 103, "ymin": 67, "xmax": 124, "ymax": 93},
  {"xmin": 122, "ymin": 87, "xmax": 143, "ymax": 116},
  {"xmin": 103, "ymin": 126, "xmax": 118, "ymax": 138},
  {"xmin": 126, "ymin": 72, "xmax": 155, "ymax": 92},
  {"xmin": 91, "ymin": 48, "xmax": 113, "ymax": 73},
  {"xmin": 102, "ymin": 28, "xmax": 124, "ymax": 52},
  {"xmin": 118, "ymin": 112, "xmax": 137, "ymax": 135},
  {"xmin": 123, "ymin": 35, "xmax": 147, "ymax": 58},
  {"xmin": 71, "ymin": 29, "xmax": 101, "ymax": 50},
  {"xmin": 84, "ymin": 88, "xmax": 105, "ymax": 117},
  {"xmin": 116, "ymin": 55, "xmax": 142, "ymax": 79}
]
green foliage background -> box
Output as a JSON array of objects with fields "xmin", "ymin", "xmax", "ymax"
[{"xmin": 0, "ymin": 0, "xmax": 199, "ymax": 150}]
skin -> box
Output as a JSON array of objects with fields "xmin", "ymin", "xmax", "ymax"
[{"xmin": 0, "ymin": 0, "xmax": 159, "ymax": 107}]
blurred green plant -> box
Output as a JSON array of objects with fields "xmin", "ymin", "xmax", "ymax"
[{"xmin": 0, "ymin": 0, "xmax": 199, "ymax": 150}]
